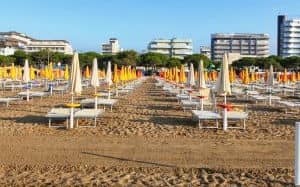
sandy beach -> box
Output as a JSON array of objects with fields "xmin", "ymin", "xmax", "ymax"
[{"xmin": 0, "ymin": 78, "xmax": 297, "ymax": 186}]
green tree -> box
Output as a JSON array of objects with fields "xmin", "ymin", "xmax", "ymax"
[
  {"xmin": 166, "ymin": 57, "xmax": 181, "ymax": 67},
  {"xmin": 183, "ymin": 54, "xmax": 211, "ymax": 69}
]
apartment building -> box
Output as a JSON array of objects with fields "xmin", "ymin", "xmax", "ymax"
[{"xmin": 101, "ymin": 38, "xmax": 121, "ymax": 55}]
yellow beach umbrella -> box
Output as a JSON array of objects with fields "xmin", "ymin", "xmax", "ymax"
[
  {"xmin": 242, "ymin": 68, "xmax": 250, "ymax": 84},
  {"xmin": 229, "ymin": 67, "xmax": 235, "ymax": 83},
  {"xmin": 179, "ymin": 65, "xmax": 186, "ymax": 83},
  {"xmin": 113, "ymin": 64, "xmax": 119, "ymax": 83},
  {"xmin": 10, "ymin": 63, "xmax": 16, "ymax": 80},
  {"xmin": 282, "ymin": 69, "xmax": 288, "ymax": 84},
  {"xmin": 30, "ymin": 65, "xmax": 35, "ymax": 80},
  {"xmin": 84, "ymin": 66, "xmax": 90, "ymax": 79},
  {"xmin": 64, "ymin": 65, "xmax": 69, "ymax": 80}
]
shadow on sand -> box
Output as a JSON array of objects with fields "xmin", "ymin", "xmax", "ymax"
[{"xmin": 81, "ymin": 151, "xmax": 176, "ymax": 168}]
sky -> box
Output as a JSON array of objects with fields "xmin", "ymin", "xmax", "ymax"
[{"xmin": 1, "ymin": 0, "xmax": 300, "ymax": 54}]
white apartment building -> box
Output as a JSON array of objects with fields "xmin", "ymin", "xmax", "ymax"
[
  {"xmin": 278, "ymin": 15, "xmax": 300, "ymax": 57},
  {"xmin": 101, "ymin": 38, "xmax": 121, "ymax": 55},
  {"xmin": 211, "ymin": 33, "xmax": 269, "ymax": 62},
  {"xmin": 199, "ymin": 46, "xmax": 211, "ymax": 59},
  {"xmin": 148, "ymin": 38, "xmax": 193, "ymax": 59},
  {"xmin": 0, "ymin": 31, "xmax": 73, "ymax": 56}
]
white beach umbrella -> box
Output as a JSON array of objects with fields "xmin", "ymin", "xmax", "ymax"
[
  {"xmin": 198, "ymin": 60, "xmax": 206, "ymax": 89},
  {"xmin": 90, "ymin": 58, "xmax": 99, "ymax": 110},
  {"xmin": 69, "ymin": 52, "xmax": 82, "ymax": 129},
  {"xmin": 267, "ymin": 65, "xmax": 274, "ymax": 86},
  {"xmin": 71, "ymin": 52, "xmax": 82, "ymax": 95},
  {"xmin": 187, "ymin": 63, "xmax": 195, "ymax": 87},
  {"xmin": 23, "ymin": 59, "xmax": 30, "ymax": 101},
  {"xmin": 91, "ymin": 58, "xmax": 99, "ymax": 89},
  {"xmin": 215, "ymin": 53, "xmax": 231, "ymax": 98},
  {"xmin": 215, "ymin": 53, "xmax": 231, "ymax": 131},
  {"xmin": 267, "ymin": 65, "xmax": 274, "ymax": 105},
  {"xmin": 106, "ymin": 61, "xmax": 112, "ymax": 99}
]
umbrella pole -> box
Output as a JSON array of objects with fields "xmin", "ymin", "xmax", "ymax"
[
  {"xmin": 223, "ymin": 94, "xmax": 228, "ymax": 131},
  {"xmin": 94, "ymin": 87, "xmax": 98, "ymax": 110},
  {"xmin": 295, "ymin": 122, "xmax": 300, "ymax": 186},
  {"xmin": 70, "ymin": 93, "xmax": 74, "ymax": 129},
  {"xmin": 26, "ymin": 82, "xmax": 29, "ymax": 102}
]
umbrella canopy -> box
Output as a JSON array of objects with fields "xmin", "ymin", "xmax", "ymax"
[
  {"xmin": 105, "ymin": 61, "xmax": 113, "ymax": 86},
  {"xmin": 187, "ymin": 63, "xmax": 195, "ymax": 87},
  {"xmin": 113, "ymin": 64, "xmax": 119, "ymax": 83},
  {"xmin": 215, "ymin": 53, "xmax": 231, "ymax": 96},
  {"xmin": 267, "ymin": 65, "xmax": 274, "ymax": 86},
  {"xmin": 64, "ymin": 65, "xmax": 69, "ymax": 80},
  {"xmin": 198, "ymin": 60, "xmax": 206, "ymax": 89},
  {"xmin": 179, "ymin": 65, "xmax": 186, "ymax": 83},
  {"xmin": 30, "ymin": 65, "xmax": 35, "ymax": 80},
  {"xmin": 90, "ymin": 58, "xmax": 99, "ymax": 88},
  {"xmin": 70, "ymin": 52, "xmax": 82, "ymax": 95},
  {"xmin": 22, "ymin": 59, "xmax": 30, "ymax": 83},
  {"xmin": 10, "ymin": 63, "xmax": 16, "ymax": 80}
]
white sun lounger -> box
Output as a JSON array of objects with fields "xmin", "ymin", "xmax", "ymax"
[
  {"xmin": 0, "ymin": 97, "xmax": 20, "ymax": 107},
  {"xmin": 80, "ymin": 98, "xmax": 118, "ymax": 111},
  {"xmin": 74, "ymin": 109, "xmax": 104, "ymax": 127},
  {"xmin": 226, "ymin": 111, "xmax": 248, "ymax": 130},
  {"xmin": 276, "ymin": 100, "xmax": 300, "ymax": 113},
  {"xmin": 192, "ymin": 110, "xmax": 221, "ymax": 129},
  {"xmin": 46, "ymin": 108, "xmax": 72, "ymax": 128},
  {"xmin": 18, "ymin": 91, "xmax": 49, "ymax": 99}
]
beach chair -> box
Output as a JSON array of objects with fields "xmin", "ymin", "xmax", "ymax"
[
  {"xmin": 80, "ymin": 98, "xmax": 118, "ymax": 111},
  {"xmin": 18, "ymin": 91, "xmax": 49, "ymax": 100},
  {"xmin": 276, "ymin": 100, "xmax": 300, "ymax": 113},
  {"xmin": 191, "ymin": 110, "xmax": 222, "ymax": 129},
  {"xmin": 74, "ymin": 109, "xmax": 104, "ymax": 127},
  {"xmin": 0, "ymin": 97, "xmax": 20, "ymax": 107},
  {"xmin": 46, "ymin": 108, "xmax": 73, "ymax": 128},
  {"xmin": 225, "ymin": 105, "xmax": 248, "ymax": 130}
]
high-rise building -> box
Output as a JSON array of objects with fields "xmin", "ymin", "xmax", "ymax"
[
  {"xmin": 148, "ymin": 38, "xmax": 193, "ymax": 59},
  {"xmin": 211, "ymin": 33, "xmax": 269, "ymax": 62},
  {"xmin": 101, "ymin": 38, "xmax": 121, "ymax": 55},
  {"xmin": 0, "ymin": 31, "xmax": 73, "ymax": 56},
  {"xmin": 199, "ymin": 46, "xmax": 211, "ymax": 59},
  {"xmin": 277, "ymin": 15, "xmax": 300, "ymax": 57}
]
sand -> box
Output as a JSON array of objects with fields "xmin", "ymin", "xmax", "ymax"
[{"xmin": 0, "ymin": 78, "xmax": 298, "ymax": 186}]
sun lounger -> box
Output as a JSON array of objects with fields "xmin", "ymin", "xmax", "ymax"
[
  {"xmin": 18, "ymin": 91, "xmax": 49, "ymax": 100},
  {"xmin": 0, "ymin": 97, "xmax": 20, "ymax": 107},
  {"xmin": 46, "ymin": 108, "xmax": 72, "ymax": 128},
  {"xmin": 191, "ymin": 110, "xmax": 221, "ymax": 129},
  {"xmin": 74, "ymin": 109, "xmax": 104, "ymax": 127},
  {"xmin": 80, "ymin": 98, "xmax": 118, "ymax": 111},
  {"xmin": 276, "ymin": 100, "xmax": 300, "ymax": 113},
  {"xmin": 226, "ymin": 111, "xmax": 248, "ymax": 130}
]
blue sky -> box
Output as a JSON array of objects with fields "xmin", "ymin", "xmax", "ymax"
[{"xmin": 1, "ymin": 0, "xmax": 299, "ymax": 54}]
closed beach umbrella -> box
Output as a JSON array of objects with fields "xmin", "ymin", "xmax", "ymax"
[
  {"xmin": 267, "ymin": 65, "xmax": 274, "ymax": 86},
  {"xmin": 113, "ymin": 64, "xmax": 119, "ymax": 84},
  {"xmin": 71, "ymin": 52, "xmax": 82, "ymax": 95},
  {"xmin": 198, "ymin": 60, "xmax": 206, "ymax": 89},
  {"xmin": 69, "ymin": 52, "xmax": 82, "ymax": 129},
  {"xmin": 216, "ymin": 53, "xmax": 231, "ymax": 97},
  {"xmin": 90, "ymin": 58, "xmax": 99, "ymax": 109},
  {"xmin": 64, "ymin": 65, "xmax": 69, "ymax": 80},
  {"xmin": 282, "ymin": 69, "xmax": 288, "ymax": 84},
  {"xmin": 215, "ymin": 53, "xmax": 231, "ymax": 131},
  {"xmin": 84, "ymin": 66, "xmax": 91, "ymax": 79},
  {"xmin": 106, "ymin": 61, "xmax": 112, "ymax": 99},
  {"xmin": 187, "ymin": 63, "xmax": 195, "ymax": 87},
  {"xmin": 23, "ymin": 59, "xmax": 30, "ymax": 101},
  {"xmin": 10, "ymin": 63, "xmax": 16, "ymax": 80},
  {"xmin": 90, "ymin": 58, "xmax": 99, "ymax": 89},
  {"xmin": 179, "ymin": 65, "xmax": 186, "ymax": 84},
  {"xmin": 30, "ymin": 65, "xmax": 35, "ymax": 80}
]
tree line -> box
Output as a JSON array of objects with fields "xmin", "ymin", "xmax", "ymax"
[
  {"xmin": 0, "ymin": 49, "xmax": 213, "ymax": 69},
  {"xmin": 1, "ymin": 49, "xmax": 299, "ymax": 70},
  {"xmin": 232, "ymin": 55, "xmax": 300, "ymax": 71}
]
